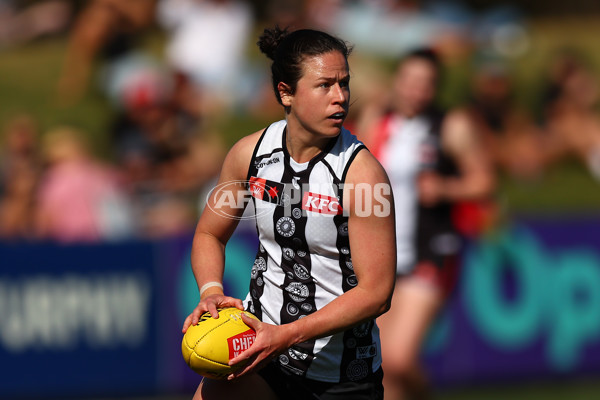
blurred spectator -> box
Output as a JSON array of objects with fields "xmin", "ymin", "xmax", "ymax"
[
  {"xmin": 0, "ymin": 0, "xmax": 72, "ymax": 49},
  {"xmin": 108, "ymin": 58, "xmax": 225, "ymax": 238},
  {"xmin": 462, "ymin": 53, "xmax": 548, "ymax": 181},
  {"xmin": 540, "ymin": 49, "xmax": 600, "ymax": 180},
  {"xmin": 0, "ymin": 158, "xmax": 38, "ymax": 239},
  {"xmin": 470, "ymin": 3, "xmax": 530, "ymax": 59},
  {"xmin": 302, "ymin": 0, "xmax": 344, "ymax": 30},
  {"xmin": 156, "ymin": 0, "xmax": 254, "ymax": 112},
  {"xmin": 0, "ymin": 114, "xmax": 39, "ymax": 184},
  {"xmin": 57, "ymin": 0, "xmax": 157, "ymax": 104},
  {"xmin": 35, "ymin": 126, "xmax": 135, "ymax": 243},
  {"xmin": 329, "ymin": 0, "xmax": 442, "ymax": 58},
  {"xmin": 322, "ymin": 0, "xmax": 481, "ymax": 64},
  {"xmin": 0, "ymin": 115, "xmax": 41, "ymax": 239},
  {"xmin": 264, "ymin": 0, "xmax": 310, "ymax": 28},
  {"xmin": 56, "ymin": 0, "xmax": 229, "ymax": 239}
]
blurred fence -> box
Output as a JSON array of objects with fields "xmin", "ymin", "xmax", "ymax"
[{"xmin": 1, "ymin": 216, "xmax": 600, "ymax": 398}]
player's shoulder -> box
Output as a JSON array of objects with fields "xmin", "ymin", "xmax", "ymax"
[
  {"xmin": 438, "ymin": 106, "xmax": 483, "ymax": 154},
  {"xmin": 441, "ymin": 106, "xmax": 474, "ymax": 129},
  {"xmin": 221, "ymin": 128, "xmax": 267, "ymax": 180},
  {"xmin": 344, "ymin": 147, "xmax": 390, "ymax": 186},
  {"xmin": 230, "ymin": 129, "xmax": 264, "ymax": 156}
]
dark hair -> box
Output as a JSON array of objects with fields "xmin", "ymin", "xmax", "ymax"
[
  {"xmin": 258, "ymin": 26, "xmax": 352, "ymax": 105},
  {"xmin": 401, "ymin": 48, "xmax": 441, "ymax": 73},
  {"xmin": 398, "ymin": 47, "xmax": 442, "ymax": 88}
]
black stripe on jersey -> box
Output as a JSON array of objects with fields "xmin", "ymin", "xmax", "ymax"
[
  {"xmin": 340, "ymin": 145, "xmax": 366, "ymax": 184},
  {"xmin": 339, "ymin": 320, "xmax": 377, "ymax": 382},
  {"xmin": 246, "ymin": 125, "xmax": 271, "ymax": 182},
  {"xmin": 339, "ymin": 145, "xmax": 366, "ymax": 206},
  {"xmin": 253, "ymin": 148, "xmax": 284, "ymax": 164},
  {"xmin": 334, "ymin": 144, "xmax": 376, "ymax": 382},
  {"xmin": 273, "ymin": 156, "xmax": 318, "ymax": 377},
  {"xmin": 248, "ymin": 242, "xmax": 268, "ymax": 321},
  {"xmin": 246, "ymin": 124, "xmax": 272, "ymax": 320},
  {"xmin": 281, "ymin": 127, "xmax": 340, "ymax": 178}
]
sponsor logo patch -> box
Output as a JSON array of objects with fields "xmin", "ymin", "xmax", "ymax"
[
  {"xmin": 301, "ymin": 192, "xmax": 343, "ymax": 215},
  {"xmin": 254, "ymin": 156, "xmax": 280, "ymax": 169},
  {"xmin": 356, "ymin": 343, "xmax": 378, "ymax": 359},
  {"xmin": 249, "ymin": 177, "xmax": 284, "ymax": 205},
  {"xmin": 228, "ymin": 329, "xmax": 256, "ymax": 360}
]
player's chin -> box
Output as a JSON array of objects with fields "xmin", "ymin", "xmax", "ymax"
[{"xmin": 321, "ymin": 121, "xmax": 344, "ymax": 136}]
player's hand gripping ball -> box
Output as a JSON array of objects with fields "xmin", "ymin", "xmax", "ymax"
[{"xmin": 182, "ymin": 307, "xmax": 259, "ymax": 379}]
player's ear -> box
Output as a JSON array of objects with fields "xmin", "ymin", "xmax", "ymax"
[{"xmin": 278, "ymin": 82, "xmax": 293, "ymax": 107}]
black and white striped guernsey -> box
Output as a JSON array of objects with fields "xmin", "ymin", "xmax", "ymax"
[{"xmin": 243, "ymin": 119, "xmax": 382, "ymax": 383}]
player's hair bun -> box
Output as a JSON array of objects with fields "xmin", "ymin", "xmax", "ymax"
[
  {"xmin": 257, "ymin": 25, "xmax": 289, "ymax": 60},
  {"xmin": 257, "ymin": 25, "xmax": 351, "ymax": 105}
]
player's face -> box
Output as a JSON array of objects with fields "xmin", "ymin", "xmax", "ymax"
[
  {"xmin": 393, "ymin": 58, "xmax": 437, "ymax": 118},
  {"xmin": 284, "ymin": 51, "xmax": 350, "ymax": 138}
]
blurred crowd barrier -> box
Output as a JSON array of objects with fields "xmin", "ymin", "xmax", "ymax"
[{"xmin": 1, "ymin": 217, "xmax": 600, "ymax": 398}]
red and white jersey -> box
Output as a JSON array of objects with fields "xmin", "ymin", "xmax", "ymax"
[
  {"xmin": 370, "ymin": 114, "xmax": 432, "ymax": 274},
  {"xmin": 244, "ymin": 119, "xmax": 381, "ymax": 383}
]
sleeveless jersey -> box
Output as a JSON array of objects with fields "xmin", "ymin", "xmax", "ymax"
[
  {"xmin": 416, "ymin": 110, "xmax": 462, "ymax": 266},
  {"xmin": 243, "ymin": 119, "xmax": 381, "ymax": 383},
  {"xmin": 369, "ymin": 113, "xmax": 434, "ymax": 274}
]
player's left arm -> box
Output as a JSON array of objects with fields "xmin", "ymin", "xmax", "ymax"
[
  {"xmin": 289, "ymin": 149, "xmax": 397, "ymax": 333},
  {"xmin": 420, "ymin": 109, "xmax": 496, "ymax": 205},
  {"xmin": 228, "ymin": 149, "xmax": 397, "ymax": 378}
]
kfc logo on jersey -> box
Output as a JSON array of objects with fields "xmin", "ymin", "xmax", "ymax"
[{"xmin": 302, "ymin": 192, "xmax": 343, "ymax": 215}]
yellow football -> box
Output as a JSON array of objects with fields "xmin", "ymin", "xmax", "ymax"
[{"xmin": 182, "ymin": 307, "xmax": 259, "ymax": 379}]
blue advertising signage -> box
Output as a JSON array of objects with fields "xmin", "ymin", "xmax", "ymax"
[
  {"xmin": 1, "ymin": 216, "xmax": 600, "ymax": 398},
  {"xmin": 423, "ymin": 216, "xmax": 600, "ymax": 384},
  {"xmin": 0, "ymin": 240, "xmax": 159, "ymax": 398}
]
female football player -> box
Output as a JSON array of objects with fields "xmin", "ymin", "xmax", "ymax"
[{"xmin": 182, "ymin": 26, "xmax": 397, "ymax": 400}]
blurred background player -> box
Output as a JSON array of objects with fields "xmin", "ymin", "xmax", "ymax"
[
  {"xmin": 538, "ymin": 48, "xmax": 600, "ymax": 180},
  {"xmin": 357, "ymin": 48, "xmax": 495, "ymax": 400},
  {"xmin": 461, "ymin": 54, "xmax": 548, "ymax": 183}
]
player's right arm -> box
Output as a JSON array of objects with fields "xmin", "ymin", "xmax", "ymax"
[{"xmin": 182, "ymin": 130, "xmax": 263, "ymax": 333}]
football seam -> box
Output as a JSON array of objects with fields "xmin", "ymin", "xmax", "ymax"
[
  {"xmin": 185, "ymin": 317, "xmax": 232, "ymax": 366},
  {"xmin": 187, "ymin": 350, "xmax": 230, "ymax": 367}
]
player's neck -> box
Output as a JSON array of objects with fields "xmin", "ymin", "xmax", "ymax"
[{"xmin": 285, "ymin": 122, "xmax": 332, "ymax": 164}]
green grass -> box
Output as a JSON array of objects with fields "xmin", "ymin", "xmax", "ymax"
[
  {"xmin": 83, "ymin": 378, "xmax": 600, "ymax": 400},
  {"xmin": 436, "ymin": 378, "xmax": 600, "ymax": 400},
  {"xmin": 499, "ymin": 160, "xmax": 600, "ymax": 214},
  {"xmin": 0, "ymin": 38, "xmax": 114, "ymax": 155}
]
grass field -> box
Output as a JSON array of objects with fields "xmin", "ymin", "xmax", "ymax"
[
  {"xmin": 82, "ymin": 377, "xmax": 600, "ymax": 400},
  {"xmin": 436, "ymin": 379, "xmax": 600, "ymax": 400}
]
